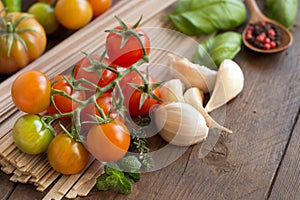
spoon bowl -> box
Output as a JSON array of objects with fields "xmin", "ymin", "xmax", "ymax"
[{"xmin": 242, "ymin": 0, "xmax": 293, "ymax": 53}]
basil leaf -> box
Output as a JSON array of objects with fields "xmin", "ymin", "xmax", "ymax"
[
  {"xmin": 266, "ymin": 0, "xmax": 298, "ymax": 30},
  {"xmin": 168, "ymin": 0, "xmax": 246, "ymax": 35},
  {"xmin": 192, "ymin": 32, "xmax": 242, "ymax": 68}
]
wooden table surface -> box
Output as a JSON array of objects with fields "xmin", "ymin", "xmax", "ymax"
[{"xmin": 1, "ymin": 0, "xmax": 299, "ymax": 199}]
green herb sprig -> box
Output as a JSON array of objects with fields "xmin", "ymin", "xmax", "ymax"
[{"xmin": 96, "ymin": 156, "xmax": 142, "ymax": 195}]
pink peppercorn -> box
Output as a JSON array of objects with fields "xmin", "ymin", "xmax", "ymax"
[
  {"xmin": 268, "ymin": 29, "xmax": 276, "ymax": 37},
  {"xmin": 264, "ymin": 43, "xmax": 271, "ymax": 50},
  {"xmin": 245, "ymin": 21, "xmax": 281, "ymax": 51},
  {"xmin": 270, "ymin": 41, "xmax": 277, "ymax": 48},
  {"xmin": 264, "ymin": 37, "xmax": 271, "ymax": 44}
]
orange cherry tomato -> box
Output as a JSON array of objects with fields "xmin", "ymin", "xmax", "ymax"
[
  {"xmin": 86, "ymin": 120, "xmax": 131, "ymax": 162},
  {"xmin": 88, "ymin": 0, "xmax": 112, "ymax": 18},
  {"xmin": 11, "ymin": 70, "xmax": 51, "ymax": 114},
  {"xmin": 55, "ymin": 0, "xmax": 93, "ymax": 30},
  {"xmin": 47, "ymin": 134, "xmax": 91, "ymax": 174}
]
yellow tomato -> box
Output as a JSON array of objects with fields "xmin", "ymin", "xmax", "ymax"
[
  {"xmin": 88, "ymin": 0, "xmax": 112, "ymax": 18},
  {"xmin": 55, "ymin": 0, "xmax": 93, "ymax": 30}
]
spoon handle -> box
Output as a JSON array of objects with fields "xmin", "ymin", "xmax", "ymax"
[{"xmin": 245, "ymin": 0, "xmax": 267, "ymax": 22}]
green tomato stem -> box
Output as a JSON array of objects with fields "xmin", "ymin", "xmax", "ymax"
[
  {"xmin": 6, "ymin": 22, "xmax": 14, "ymax": 33},
  {"xmin": 47, "ymin": 16, "xmax": 152, "ymax": 145},
  {"xmin": 51, "ymin": 89, "xmax": 85, "ymax": 106}
]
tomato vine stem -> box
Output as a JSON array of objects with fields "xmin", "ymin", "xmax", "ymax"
[{"xmin": 47, "ymin": 15, "xmax": 155, "ymax": 145}]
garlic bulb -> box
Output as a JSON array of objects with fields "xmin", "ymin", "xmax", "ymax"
[
  {"xmin": 154, "ymin": 102, "xmax": 209, "ymax": 146},
  {"xmin": 183, "ymin": 87, "xmax": 232, "ymax": 133},
  {"xmin": 205, "ymin": 59, "xmax": 244, "ymax": 113},
  {"xmin": 168, "ymin": 54, "xmax": 217, "ymax": 93},
  {"xmin": 159, "ymin": 79, "xmax": 185, "ymax": 103}
]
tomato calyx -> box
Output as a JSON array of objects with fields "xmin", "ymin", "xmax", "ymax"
[
  {"xmin": 0, "ymin": 14, "xmax": 38, "ymax": 57},
  {"xmin": 51, "ymin": 75, "xmax": 85, "ymax": 106},
  {"xmin": 129, "ymin": 69, "xmax": 162, "ymax": 109},
  {"xmin": 79, "ymin": 52, "xmax": 119, "ymax": 89},
  {"xmin": 40, "ymin": 115, "xmax": 55, "ymax": 136},
  {"xmin": 105, "ymin": 16, "xmax": 149, "ymax": 64}
]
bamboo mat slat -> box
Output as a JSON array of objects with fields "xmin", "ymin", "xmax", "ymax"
[{"xmin": 0, "ymin": 0, "xmax": 218, "ymax": 199}]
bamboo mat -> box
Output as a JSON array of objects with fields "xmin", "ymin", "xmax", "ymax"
[{"xmin": 0, "ymin": 0, "xmax": 214, "ymax": 199}]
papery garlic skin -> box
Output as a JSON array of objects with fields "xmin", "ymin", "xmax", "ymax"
[
  {"xmin": 154, "ymin": 102, "xmax": 209, "ymax": 146},
  {"xmin": 184, "ymin": 87, "xmax": 232, "ymax": 133},
  {"xmin": 169, "ymin": 54, "xmax": 217, "ymax": 93},
  {"xmin": 205, "ymin": 59, "xmax": 244, "ymax": 113},
  {"xmin": 159, "ymin": 79, "xmax": 185, "ymax": 103}
]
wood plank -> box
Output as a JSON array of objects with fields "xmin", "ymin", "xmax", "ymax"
[
  {"xmin": 0, "ymin": 172, "xmax": 15, "ymax": 199},
  {"xmin": 8, "ymin": 183, "xmax": 47, "ymax": 200},
  {"xmin": 1, "ymin": 0, "xmax": 300, "ymax": 199},
  {"xmin": 79, "ymin": 2, "xmax": 300, "ymax": 199},
  {"xmin": 268, "ymin": 109, "xmax": 300, "ymax": 200}
]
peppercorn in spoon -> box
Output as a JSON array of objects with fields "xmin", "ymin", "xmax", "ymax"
[{"xmin": 242, "ymin": 0, "xmax": 293, "ymax": 53}]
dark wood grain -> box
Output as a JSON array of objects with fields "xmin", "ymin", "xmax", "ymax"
[
  {"xmin": 268, "ymin": 111, "xmax": 300, "ymax": 200},
  {"xmin": 1, "ymin": 0, "xmax": 300, "ymax": 199},
  {"xmin": 0, "ymin": 173, "xmax": 15, "ymax": 199}
]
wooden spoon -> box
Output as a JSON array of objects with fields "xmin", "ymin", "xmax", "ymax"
[{"xmin": 242, "ymin": 0, "xmax": 293, "ymax": 53}]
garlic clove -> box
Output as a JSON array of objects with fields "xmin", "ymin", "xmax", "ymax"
[
  {"xmin": 154, "ymin": 102, "xmax": 209, "ymax": 146},
  {"xmin": 184, "ymin": 87, "xmax": 232, "ymax": 133},
  {"xmin": 159, "ymin": 79, "xmax": 185, "ymax": 103},
  {"xmin": 183, "ymin": 87, "xmax": 205, "ymax": 105},
  {"xmin": 205, "ymin": 59, "xmax": 244, "ymax": 113},
  {"xmin": 168, "ymin": 54, "xmax": 217, "ymax": 93}
]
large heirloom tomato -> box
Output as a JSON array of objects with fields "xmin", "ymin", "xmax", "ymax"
[
  {"xmin": 120, "ymin": 71, "xmax": 160, "ymax": 117},
  {"xmin": 52, "ymin": 75, "xmax": 86, "ymax": 114},
  {"xmin": 86, "ymin": 120, "xmax": 131, "ymax": 162},
  {"xmin": 0, "ymin": 12, "xmax": 46, "ymax": 74},
  {"xmin": 106, "ymin": 24, "xmax": 150, "ymax": 68},
  {"xmin": 47, "ymin": 134, "xmax": 91, "ymax": 174},
  {"xmin": 13, "ymin": 114, "xmax": 54, "ymax": 155},
  {"xmin": 11, "ymin": 70, "xmax": 51, "ymax": 114}
]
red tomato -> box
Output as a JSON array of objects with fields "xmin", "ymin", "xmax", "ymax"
[
  {"xmin": 120, "ymin": 71, "xmax": 160, "ymax": 117},
  {"xmin": 52, "ymin": 75, "xmax": 86, "ymax": 114},
  {"xmin": 88, "ymin": 0, "xmax": 112, "ymax": 18},
  {"xmin": 38, "ymin": 0, "xmax": 54, "ymax": 3},
  {"xmin": 106, "ymin": 24, "xmax": 150, "ymax": 68},
  {"xmin": 11, "ymin": 70, "xmax": 51, "ymax": 114},
  {"xmin": 81, "ymin": 92, "xmax": 124, "ymax": 131},
  {"xmin": 74, "ymin": 55, "xmax": 117, "ymax": 96},
  {"xmin": 46, "ymin": 103, "xmax": 59, "ymax": 116},
  {"xmin": 47, "ymin": 134, "xmax": 91, "ymax": 174},
  {"xmin": 86, "ymin": 120, "xmax": 130, "ymax": 162}
]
